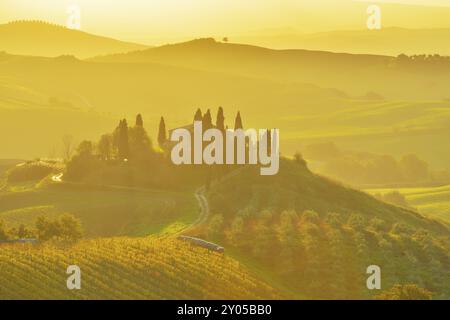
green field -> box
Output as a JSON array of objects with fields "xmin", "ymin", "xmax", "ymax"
[
  {"xmin": 0, "ymin": 179, "xmax": 198, "ymax": 237},
  {"xmin": 365, "ymin": 185, "xmax": 450, "ymax": 222}
]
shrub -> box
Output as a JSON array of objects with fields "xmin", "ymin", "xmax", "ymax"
[{"xmin": 376, "ymin": 284, "xmax": 432, "ymax": 300}]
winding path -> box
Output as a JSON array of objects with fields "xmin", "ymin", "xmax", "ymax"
[
  {"xmin": 179, "ymin": 186, "xmax": 209, "ymax": 235},
  {"xmin": 50, "ymin": 173, "xmax": 210, "ymax": 236}
]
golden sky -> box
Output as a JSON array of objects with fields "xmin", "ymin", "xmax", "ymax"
[{"xmin": 1, "ymin": 0, "xmax": 450, "ymax": 44}]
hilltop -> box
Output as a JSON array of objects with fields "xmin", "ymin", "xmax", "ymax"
[{"xmin": 0, "ymin": 21, "xmax": 147, "ymax": 58}]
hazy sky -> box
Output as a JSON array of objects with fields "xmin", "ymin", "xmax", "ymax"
[{"xmin": 1, "ymin": 0, "xmax": 450, "ymax": 43}]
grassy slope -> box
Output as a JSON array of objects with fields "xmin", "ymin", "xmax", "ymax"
[
  {"xmin": 210, "ymin": 159, "xmax": 449, "ymax": 235},
  {"xmin": 206, "ymin": 159, "xmax": 450, "ymax": 298},
  {"xmin": 0, "ymin": 237, "xmax": 283, "ymax": 299},
  {"xmin": 0, "ymin": 73, "xmax": 116, "ymax": 159},
  {"xmin": 366, "ymin": 185, "xmax": 450, "ymax": 222},
  {"xmin": 0, "ymin": 179, "xmax": 198, "ymax": 237}
]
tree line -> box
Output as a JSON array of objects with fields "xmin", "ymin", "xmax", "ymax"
[{"xmin": 0, "ymin": 214, "xmax": 82, "ymax": 243}]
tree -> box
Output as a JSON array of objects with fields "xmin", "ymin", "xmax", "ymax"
[
  {"xmin": 228, "ymin": 216, "xmax": 245, "ymax": 246},
  {"xmin": 293, "ymin": 152, "xmax": 307, "ymax": 167},
  {"xmin": 62, "ymin": 134, "xmax": 74, "ymax": 160},
  {"xmin": 234, "ymin": 111, "xmax": 243, "ymax": 130},
  {"xmin": 77, "ymin": 140, "xmax": 94, "ymax": 158},
  {"xmin": 158, "ymin": 116, "xmax": 167, "ymax": 148},
  {"xmin": 326, "ymin": 212, "xmax": 343, "ymax": 228},
  {"xmin": 97, "ymin": 134, "xmax": 112, "ymax": 160},
  {"xmin": 16, "ymin": 224, "xmax": 33, "ymax": 238},
  {"xmin": 376, "ymin": 284, "xmax": 432, "ymax": 300},
  {"xmin": 9, "ymin": 224, "xmax": 34, "ymax": 239},
  {"xmin": 35, "ymin": 216, "xmax": 59, "ymax": 241},
  {"xmin": 216, "ymin": 107, "xmax": 225, "ymax": 131},
  {"xmin": 115, "ymin": 119, "xmax": 129, "ymax": 160},
  {"xmin": 59, "ymin": 214, "xmax": 83, "ymax": 242},
  {"xmin": 300, "ymin": 210, "xmax": 320, "ymax": 224},
  {"xmin": 0, "ymin": 220, "xmax": 9, "ymax": 240},
  {"xmin": 396, "ymin": 53, "xmax": 410, "ymax": 67},
  {"xmin": 35, "ymin": 214, "xmax": 83, "ymax": 243},
  {"xmin": 202, "ymin": 109, "xmax": 213, "ymax": 130},
  {"xmin": 347, "ymin": 213, "xmax": 366, "ymax": 231},
  {"xmin": 65, "ymin": 141, "xmax": 98, "ymax": 181},
  {"xmin": 194, "ymin": 108, "xmax": 203, "ymax": 122},
  {"xmin": 135, "ymin": 114, "xmax": 143, "ymax": 127},
  {"xmin": 208, "ymin": 214, "xmax": 224, "ymax": 239},
  {"xmin": 129, "ymin": 122, "xmax": 152, "ymax": 160}
]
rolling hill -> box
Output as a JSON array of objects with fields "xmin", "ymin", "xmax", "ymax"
[
  {"xmin": 233, "ymin": 27, "xmax": 450, "ymax": 56},
  {"xmin": 91, "ymin": 38, "xmax": 450, "ymax": 101},
  {"xmin": 0, "ymin": 50, "xmax": 348, "ymax": 159},
  {"xmin": 202, "ymin": 158, "xmax": 450, "ymax": 299},
  {"xmin": 2, "ymin": 45, "xmax": 450, "ymax": 169},
  {"xmin": 0, "ymin": 153, "xmax": 448, "ymax": 299},
  {"xmin": 209, "ymin": 159, "xmax": 449, "ymax": 234},
  {"xmin": 0, "ymin": 237, "xmax": 283, "ymax": 299},
  {"xmin": 0, "ymin": 21, "xmax": 147, "ymax": 58},
  {"xmin": 0, "ymin": 180, "xmax": 197, "ymax": 237}
]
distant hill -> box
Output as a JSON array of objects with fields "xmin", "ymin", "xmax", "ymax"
[
  {"xmin": 0, "ymin": 237, "xmax": 283, "ymax": 299},
  {"xmin": 0, "ymin": 50, "xmax": 346, "ymax": 159},
  {"xmin": 91, "ymin": 37, "xmax": 389, "ymax": 77},
  {"xmin": 2, "ymin": 47, "xmax": 450, "ymax": 168},
  {"xmin": 233, "ymin": 27, "xmax": 450, "ymax": 56},
  {"xmin": 0, "ymin": 21, "xmax": 147, "ymax": 58},
  {"xmin": 90, "ymin": 38, "xmax": 450, "ymax": 101}
]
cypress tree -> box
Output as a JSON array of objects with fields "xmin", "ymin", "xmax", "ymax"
[
  {"xmin": 234, "ymin": 111, "xmax": 243, "ymax": 130},
  {"xmin": 118, "ymin": 119, "xmax": 129, "ymax": 160},
  {"xmin": 158, "ymin": 116, "xmax": 167, "ymax": 148},
  {"xmin": 194, "ymin": 108, "xmax": 203, "ymax": 122},
  {"xmin": 203, "ymin": 109, "xmax": 213, "ymax": 130},
  {"xmin": 216, "ymin": 107, "xmax": 225, "ymax": 131},
  {"xmin": 136, "ymin": 114, "xmax": 143, "ymax": 127}
]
